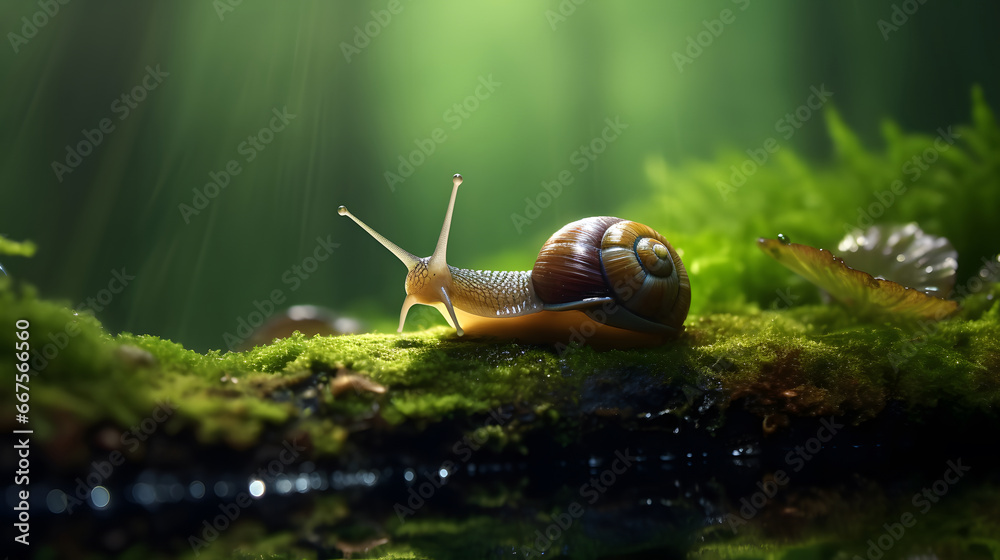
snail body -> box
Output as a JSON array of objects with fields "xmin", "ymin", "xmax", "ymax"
[{"xmin": 338, "ymin": 175, "xmax": 690, "ymax": 346}]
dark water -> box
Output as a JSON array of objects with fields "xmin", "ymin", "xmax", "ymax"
[{"xmin": 12, "ymin": 403, "xmax": 997, "ymax": 559}]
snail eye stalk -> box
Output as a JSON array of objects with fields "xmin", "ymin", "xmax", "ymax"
[{"xmin": 338, "ymin": 205, "xmax": 420, "ymax": 271}]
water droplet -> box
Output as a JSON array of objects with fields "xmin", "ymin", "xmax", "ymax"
[
  {"xmin": 309, "ymin": 472, "xmax": 323, "ymax": 490},
  {"xmin": 777, "ymin": 233, "xmax": 791, "ymax": 245},
  {"xmin": 132, "ymin": 483, "xmax": 156, "ymax": 505},
  {"xmin": 47, "ymin": 489, "xmax": 68, "ymax": 513},
  {"xmin": 91, "ymin": 486, "xmax": 111, "ymax": 509},
  {"xmin": 275, "ymin": 476, "xmax": 293, "ymax": 494},
  {"xmin": 295, "ymin": 475, "xmax": 309, "ymax": 493},
  {"xmin": 189, "ymin": 481, "xmax": 206, "ymax": 499}
]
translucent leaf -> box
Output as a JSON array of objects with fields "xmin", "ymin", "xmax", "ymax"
[{"xmin": 758, "ymin": 237, "xmax": 958, "ymax": 321}]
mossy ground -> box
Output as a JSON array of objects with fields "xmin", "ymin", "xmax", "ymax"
[{"xmin": 4, "ymin": 276, "xmax": 999, "ymax": 461}]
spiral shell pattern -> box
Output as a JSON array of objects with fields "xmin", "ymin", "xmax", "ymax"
[
  {"xmin": 531, "ymin": 217, "xmax": 690, "ymax": 332},
  {"xmin": 600, "ymin": 220, "xmax": 690, "ymax": 330}
]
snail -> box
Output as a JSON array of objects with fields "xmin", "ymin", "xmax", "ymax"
[{"xmin": 338, "ymin": 174, "xmax": 690, "ymax": 346}]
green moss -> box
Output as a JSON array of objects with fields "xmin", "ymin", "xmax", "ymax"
[
  {"xmin": 0, "ymin": 235, "xmax": 37, "ymax": 258},
  {"xmin": 697, "ymin": 479, "xmax": 1000, "ymax": 560},
  {"xmin": 0, "ymin": 278, "xmax": 153, "ymax": 440},
  {"xmin": 4, "ymin": 271, "xmax": 999, "ymax": 459}
]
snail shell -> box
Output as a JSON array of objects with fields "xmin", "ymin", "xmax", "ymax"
[{"xmin": 532, "ymin": 217, "xmax": 690, "ymax": 333}]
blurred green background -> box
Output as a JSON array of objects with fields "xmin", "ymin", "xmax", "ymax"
[{"xmin": 1, "ymin": 1, "xmax": 998, "ymax": 352}]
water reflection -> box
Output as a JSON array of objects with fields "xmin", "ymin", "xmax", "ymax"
[{"xmin": 8, "ymin": 434, "xmax": 996, "ymax": 558}]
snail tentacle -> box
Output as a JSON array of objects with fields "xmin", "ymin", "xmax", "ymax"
[
  {"xmin": 337, "ymin": 205, "xmax": 420, "ymax": 270},
  {"xmin": 428, "ymin": 174, "xmax": 463, "ymax": 272},
  {"xmin": 397, "ymin": 294, "xmax": 421, "ymax": 333},
  {"xmin": 416, "ymin": 174, "xmax": 464, "ymax": 332},
  {"xmin": 436, "ymin": 286, "xmax": 464, "ymax": 336}
]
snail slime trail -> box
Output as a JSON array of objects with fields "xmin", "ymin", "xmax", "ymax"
[{"xmin": 340, "ymin": 174, "xmax": 690, "ymax": 347}]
